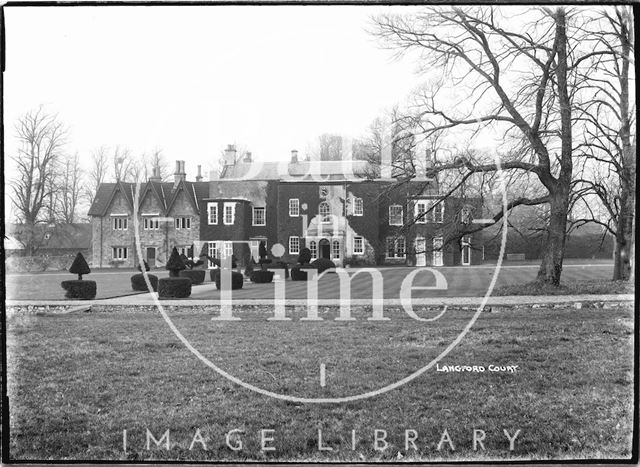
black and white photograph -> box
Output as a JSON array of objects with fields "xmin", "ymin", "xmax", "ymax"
[{"xmin": 2, "ymin": 2, "xmax": 636, "ymax": 463}]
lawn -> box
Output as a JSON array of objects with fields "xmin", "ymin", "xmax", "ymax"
[
  {"xmin": 6, "ymin": 304, "xmax": 634, "ymax": 461},
  {"xmin": 5, "ymin": 262, "xmax": 619, "ymax": 301}
]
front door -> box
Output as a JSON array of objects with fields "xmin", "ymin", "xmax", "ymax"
[
  {"xmin": 319, "ymin": 239, "xmax": 330, "ymax": 259},
  {"xmin": 146, "ymin": 247, "xmax": 156, "ymax": 268},
  {"xmin": 415, "ymin": 236, "xmax": 426, "ymax": 266}
]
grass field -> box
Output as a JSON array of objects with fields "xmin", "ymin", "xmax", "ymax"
[
  {"xmin": 5, "ymin": 262, "xmax": 622, "ymax": 301},
  {"xmin": 6, "ymin": 304, "xmax": 634, "ymax": 461}
]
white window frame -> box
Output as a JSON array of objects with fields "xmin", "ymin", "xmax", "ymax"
[
  {"xmin": 386, "ymin": 236, "xmax": 406, "ymax": 259},
  {"xmin": 353, "ymin": 198, "xmax": 364, "ymax": 216},
  {"xmin": 353, "ymin": 236, "xmax": 364, "ymax": 254},
  {"xmin": 319, "ymin": 202, "xmax": 331, "ymax": 224},
  {"xmin": 112, "ymin": 246, "xmax": 128, "ymax": 260},
  {"xmin": 433, "ymin": 236, "xmax": 444, "ymax": 266},
  {"xmin": 252, "ymin": 207, "xmax": 266, "ymax": 226},
  {"xmin": 207, "ymin": 203, "xmax": 218, "ymax": 225},
  {"xmin": 175, "ymin": 217, "xmax": 191, "ymax": 230},
  {"xmin": 289, "ymin": 236, "xmax": 300, "ymax": 255},
  {"xmin": 289, "ymin": 198, "xmax": 300, "ymax": 217},
  {"xmin": 207, "ymin": 242, "xmax": 219, "ymax": 268},
  {"xmin": 223, "ymin": 202, "xmax": 235, "ymax": 225},
  {"xmin": 223, "ymin": 241, "xmax": 233, "ymax": 260},
  {"xmin": 433, "ymin": 202, "xmax": 445, "ymax": 223},
  {"xmin": 332, "ymin": 240, "xmax": 341, "ymax": 259},
  {"xmin": 112, "ymin": 216, "xmax": 128, "ymax": 231},
  {"xmin": 389, "ymin": 205, "xmax": 403, "ymax": 226},
  {"xmin": 414, "ymin": 201, "xmax": 429, "ymax": 224},
  {"xmin": 309, "ymin": 240, "xmax": 317, "ymax": 260}
]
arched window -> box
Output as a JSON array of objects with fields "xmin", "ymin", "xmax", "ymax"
[
  {"xmin": 309, "ymin": 241, "xmax": 317, "ymax": 260},
  {"xmin": 332, "ymin": 240, "xmax": 341, "ymax": 259},
  {"xmin": 319, "ymin": 202, "xmax": 331, "ymax": 223}
]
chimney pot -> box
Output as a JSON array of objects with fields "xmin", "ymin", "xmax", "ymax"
[
  {"xmin": 196, "ymin": 164, "xmax": 203, "ymax": 182},
  {"xmin": 224, "ymin": 144, "xmax": 238, "ymax": 166},
  {"xmin": 243, "ymin": 151, "xmax": 252, "ymax": 163},
  {"xmin": 291, "ymin": 149, "xmax": 299, "ymax": 163}
]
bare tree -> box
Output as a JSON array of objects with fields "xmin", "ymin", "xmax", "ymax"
[
  {"xmin": 374, "ymin": 7, "xmax": 590, "ymax": 285},
  {"xmin": 86, "ymin": 146, "xmax": 110, "ymax": 203},
  {"xmin": 149, "ymin": 148, "xmax": 171, "ymax": 181},
  {"xmin": 9, "ymin": 108, "xmax": 67, "ymax": 255},
  {"xmin": 572, "ymin": 6, "xmax": 635, "ymax": 280},
  {"xmin": 59, "ymin": 152, "xmax": 82, "ymax": 223},
  {"xmin": 112, "ymin": 146, "xmax": 135, "ymax": 182}
]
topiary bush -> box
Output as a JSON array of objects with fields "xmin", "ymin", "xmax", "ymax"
[
  {"xmin": 179, "ymin": 269, "xmax": 206, "ymax": 285},
  {"xmin": 131, "ymin": 273, "xmax": 158, "ymax": 292},
  {"xmin": 250, "ymin": 269, "xmax": 274, "ymax": 283},
  {"xmin": 311, "ymin": 258, "xmax": 336, "ymax": 274},
  {"xmin": 166, "ymin": 247, "xmax": 186, "ymax": 277},
  {"xmin": 298, "ymin": 248, "xmax": 312, "ymax": 266},
  {"xmin": 214, "ymin": 271, "xmax": 244, "ymax": 290},
  {"xmin": 61, "ymin": 280, "xmax": 97, "ymax": 299},
  {"xmin": 69, "ymin": 252, "xmax": 91, "ymax": 279},
  {"xmin": 62, "ymin": 252, "xmax": 96, "ymax": 299},
  {"xmin": 158, "ymin": 277, "xmax": 192, "ymax": 298}
]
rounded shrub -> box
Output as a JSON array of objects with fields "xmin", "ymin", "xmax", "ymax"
[
  {"xmin": 311, "ymin": 258, "xmax": 336, "ymax": 274},
  {"xmin": 250, "ymin": 269, "xmax": 274, "ymax": 283},
  {"xmin": 214, "ymin": 271, "xmax": 244, "ymax": 290},
  {"xmin": 290, "ymin": 266, "xmax": 307, "ymax": 281},
  {"xmin": 61, "ymin": 280, "xmax": 97, "ymax": 300},
  {"xmin": 179, "ymin": 269, "xmax": 206, "ymax": 285},
  {"xmin": 131, "ymin": 273, "xmax": 158, "ymax": 292},
  {"xmin": 158, "ymin": 277, "xmax": 192, "ymax": 299}
]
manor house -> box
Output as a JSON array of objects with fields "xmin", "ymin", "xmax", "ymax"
[{"xmin": 88, "ymin": 146, "xmax": 482, "ymax": 269}]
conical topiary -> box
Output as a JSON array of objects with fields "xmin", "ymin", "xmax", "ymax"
[
  {"xmin": 166, "ymin": 247, "xmax": 186, "ymax": 277},
  {"xmin": 69, "ymin": 252, "xmax": 91, "ymax": 280}
]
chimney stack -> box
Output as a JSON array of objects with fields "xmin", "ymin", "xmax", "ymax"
[
  {"xmin": 291, "ymin": 149, "xmax": 299, "ymax": 164},
  {"xmin": 243, "ymin": 151, "xmax": 252, "ymax": 163},
  {"xmin": 149, "ymin": 165, "xmax": 161, "ymax": 182},
  {"xmin": 174, "ymin": 160, "xmax": 186, "ymax": 186},
  {"xmin": 224, "ymin": 144, "xmax": 237, "ymax": 166},
  {"xmin": 196, "ymin": 165, "xmax": 203, "ymax": 182}
]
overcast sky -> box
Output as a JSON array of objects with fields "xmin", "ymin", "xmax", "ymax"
[{"xmin": 4, "ymin": 5, "xmax": 430, "ymax": 184}]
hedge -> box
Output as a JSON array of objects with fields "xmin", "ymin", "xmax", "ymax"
[
  {"xmin": 179, "ymin": 269, "xmax": 206, "ymax": 285},
  {"xmin": 214, "ymin": 271, "xmax": 244, "ymax": 290},
  {"xmin": 291, "ymin": 265, "xmax": 317, "ymax": 281},
  {"xmin": 250, "ymin": 270, "xmax": 274, "ymax": 283},
  {"xmin": 158, "ymin": 277, "xmax": 192, "ymax": 299},
  {"xmin": 61, "ymin": 280, "xmax": 97, "ymax": 300},
  {"xmin": 311, "ymin": 258, "xmax": 336, "ymax": 274},
  {"xmin": 131, "ymin": 273, "xmax": 158, "ymax": 292}
]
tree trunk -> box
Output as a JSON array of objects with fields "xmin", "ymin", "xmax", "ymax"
[
  {"xmin": 613, "ymin": 178, "xmax": 635, "ymax": 281},
  {"xmin": 537, "ymin": 186, "xmax": 570, "ymax": 286}
]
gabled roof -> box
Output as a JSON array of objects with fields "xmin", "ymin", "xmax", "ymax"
[
  {"xmin": 89, "ymin": 180, "xmax": 210, "ymax": 217},
  {"xmin": 166, "ymin": 180, "xmax": 204, "ymax": 214}
]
